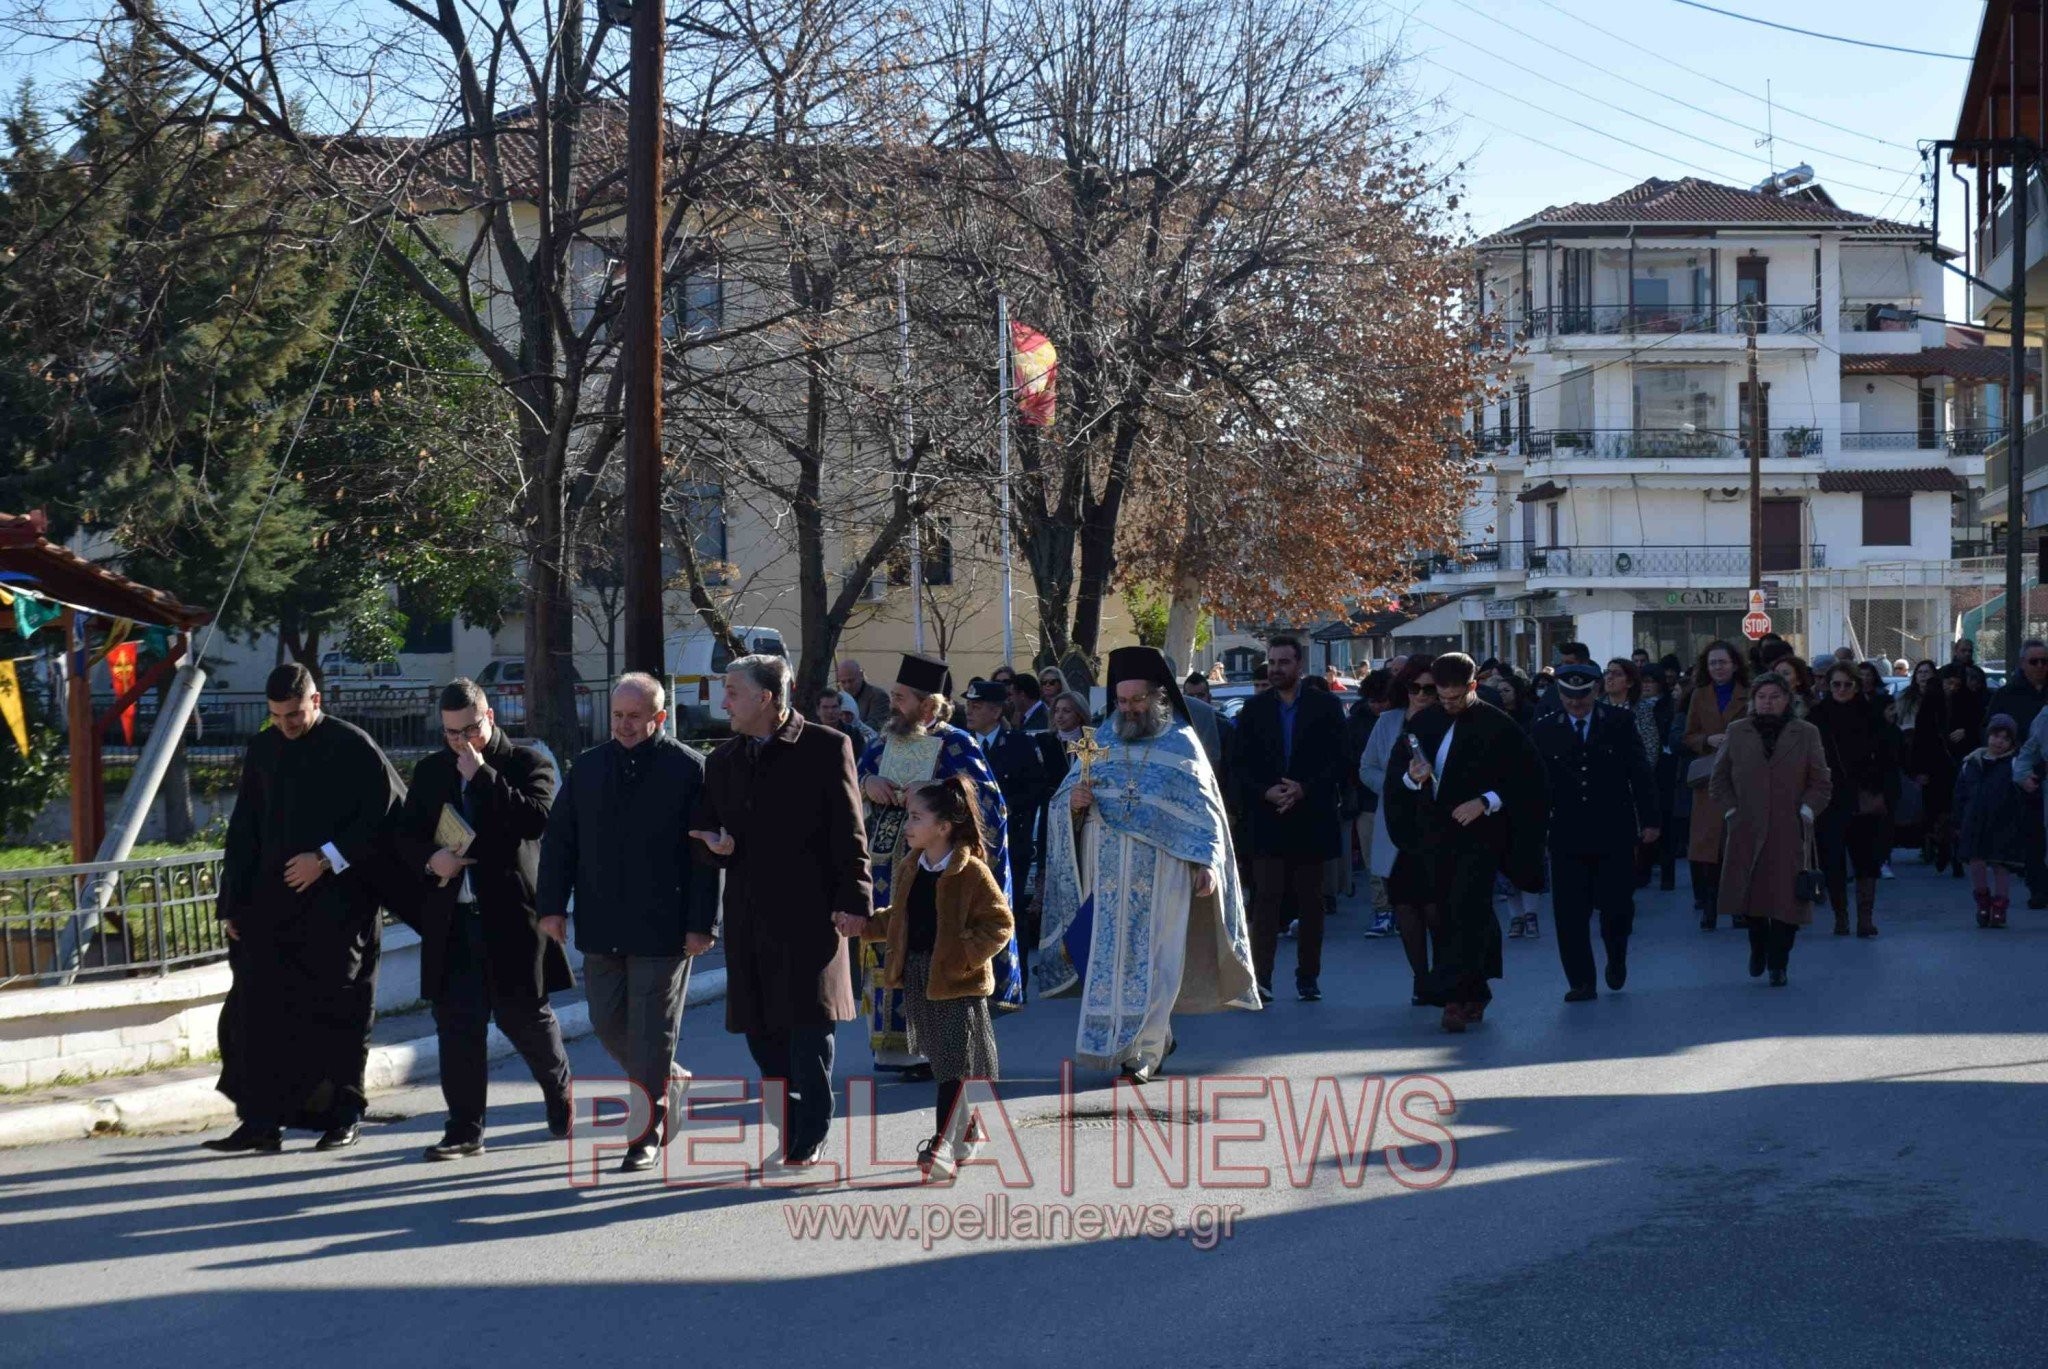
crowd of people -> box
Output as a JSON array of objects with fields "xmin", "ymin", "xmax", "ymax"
[{"xmin": 201, "ymin": 628, "xmax": 2035, "ymax": 1177}]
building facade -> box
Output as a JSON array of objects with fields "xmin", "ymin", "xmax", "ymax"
[{"xmin": 1412, "ymin": 175, "xmax": 1992, "ymax": 670}]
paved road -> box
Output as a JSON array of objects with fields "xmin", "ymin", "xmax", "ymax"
[{"xmin": 5, "ymin": 863, "xmax": 2045, "ymax": 1367}]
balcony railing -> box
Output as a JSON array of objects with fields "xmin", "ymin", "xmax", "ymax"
[
  {"xmin": 1416, "ymin": 541, "xmax": 1529, "ymax": 578},
  {"xmin": 1984, "ymin": 412, "xmax": 2048, "ymax": 497},
  {"xmin": 1526, "ymin": 544, "xmax": 1826, "ymax": 578},
  {"xmin": 1530, "ymin": 427, "xmax": 1824, "ymax": 459},
  {"xmin": 1839, "ymin": 298, "xmax": 1923, "ymax": 334},
  {"xmin": 1838, "ymin": 430, "xmax": 1994, "ymax": 455},
  {"xmin": 1512, "ymin": 303, "xmax": 1821, "ymax": 338}
]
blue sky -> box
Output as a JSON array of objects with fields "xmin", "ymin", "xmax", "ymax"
[
  {"xmin": 1398, "ymin": 0, "xmax": 1980, "ymax": 241},
  {"xmin": 4, "ymin": 0, "xmax": 1988, "ymax": 281}
]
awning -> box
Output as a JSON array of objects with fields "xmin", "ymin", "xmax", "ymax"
[
  {"xmin": 1389, "ymin": 597, "xmax": 1469, "ymax": 639},
  {"xmin": 0, "ymin": 511, "xmax": 212, "ymax": 629},
  {"xmin": 1839, "ymin": 348, "xmax": 2038, "ymax": 383},
  {"xmin": 1517, "ymin": 480, "xmax": 1565, "ymax": 504}
]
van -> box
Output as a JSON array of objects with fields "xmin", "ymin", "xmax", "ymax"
[{"xmin": 664, "ymin": 624, "xmax": 790, "ymax": 732}]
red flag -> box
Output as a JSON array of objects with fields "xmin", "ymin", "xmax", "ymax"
[
  {"xmin": 107, "ymin": 641, "xmax": 138, "ymax": 744},
  {"xmin": 1009, "ymin": 321, "xmax": 1058, "ymax": 428}
]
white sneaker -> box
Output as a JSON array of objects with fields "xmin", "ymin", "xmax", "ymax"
[{"xmin": 959, "ymin": 1119, "xmax": 989, "ymax": 1162}]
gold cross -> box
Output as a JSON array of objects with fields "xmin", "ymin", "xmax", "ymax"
[{"xmin": 1066, "ymin": 732, "xmax": 1111, "ymax": 788}]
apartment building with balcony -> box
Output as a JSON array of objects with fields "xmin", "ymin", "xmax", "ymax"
[{"xmin": 1412, "ymin": 175, "xmax": 1990, "ymax": 668}]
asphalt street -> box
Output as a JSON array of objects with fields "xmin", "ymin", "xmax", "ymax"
[{"xmin": 5, "ymin": 861, "xmax": 2044, "ymax": 1368}]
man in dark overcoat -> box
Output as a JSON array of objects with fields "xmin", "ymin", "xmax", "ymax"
[
  {"xmin": 691, "ymin": 654, "xmax": 871, "ymax": 1169},
  {"xmin": 1231, "ymin": 633, "xmax": 1348, "ymax": 1002},
  {"xmin": 538, "ymin": 673, "xmax": 721, "ymax": 1173},
  {"xmin": 395, "ymin": 677, "xmax": 573, "ymax": 1158}
]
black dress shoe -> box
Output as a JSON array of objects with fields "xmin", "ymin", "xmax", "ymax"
[
  {"xmin": 423, "ymin": 1136, "xmax": 487, "ymax": 1161},
  {"xmin": 315, "ymin": 1122, "xmax": 360, "ymax": 1152},
  {"xmin": 1604, "ymin": 953, "xmax": 1627, "ymax": 992},
  {"xmin": 619, "ymin": 1143, "xmax": 657, "ymax": 1172},
  {"xmin": 201, "ymin": 1123, "xmax": 282, "ymax": 1154},
  {"xmin": 1563, "ymin": 986, "xmax": 1598, "ymax": 1003},
  {"xmin": 1749, "ymin": 944, "xmax": 1767, "ymax": 978},
  {"xmin": 545, "ymin": 1094, "xmax": 571, "ymax": 1139},
  {"xmin": 900, "ymin": 1062, "xmax": 935, "ymax": 1083},
  {"xmin": 1768, "ymin": 967, "xmax": 1788, "ymax": 987},
  {"xmin": 1296, "ymin": 978, "xmax": 1322, "ymax": 1002}
]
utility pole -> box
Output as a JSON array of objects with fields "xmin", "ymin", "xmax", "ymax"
[
  {"xmin": 621, "ymin": 0, "xmax": 666, "ymax": 678},
  {"xmin": 2007, "ymin": 139, "xmax": 2030, "ymax": 659},
  {"xmin": 1746, "ymin": 297, "xmax": 1763, "ymax": 591}
]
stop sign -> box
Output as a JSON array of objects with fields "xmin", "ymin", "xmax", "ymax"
[{"xmin": 1742, "ymin": 611, "xmax": 1772, "ymax": 641}]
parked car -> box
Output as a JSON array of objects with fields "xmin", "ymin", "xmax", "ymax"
[
  {"xmin": 665, "ymin": 624, "xmax": 790, "ymax": 733},
  {"xmin": 463, "ymin": 658, "xmax": 599, "ymax": 739}
]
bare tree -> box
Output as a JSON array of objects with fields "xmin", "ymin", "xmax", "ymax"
[{"xmin": 917, "ymin": 0, "xmax": 1482, "ymax": 673}]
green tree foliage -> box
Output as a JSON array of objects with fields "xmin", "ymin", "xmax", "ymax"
[{"xmin": 0, "ymin": 16, "xmax": 342, "ymax": 627}]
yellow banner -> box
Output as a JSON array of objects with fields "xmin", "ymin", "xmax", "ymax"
[{"xmin": 0, "ymin": 659, "xmax": 29, "ymax": 758}]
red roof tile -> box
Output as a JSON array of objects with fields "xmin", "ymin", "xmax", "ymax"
[
  {"xmin": 1840, "ymin": 348, "xmax": 2038, "ymax": 382},
  {"xmin": 1817, "ymin": 468, "xmax": 1967, "ymax": 495},
  {"xmin": 1481, "ymin": 177, "xmax": 1930, "ymax": 246}
]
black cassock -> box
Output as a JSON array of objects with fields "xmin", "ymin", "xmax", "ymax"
[
  {"xmin": 215, "ymin": 715, "xmax": 405, "ymax": 1130},
  {"xmin": 1385, "ymin": 700, "xmax": 1547, "ymax": 1007}
]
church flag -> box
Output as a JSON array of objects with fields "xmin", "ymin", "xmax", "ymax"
[
  {"xmin": 1009, "ymin": 321, "xmax": 1058, "ymax": 428},
  {"xmin": 106, "ymin": 640, "xmax": 138, "ymax": 744},
  {"xmin": 0, "ymin": 659, "xmax": 28, "ymax": 757}
]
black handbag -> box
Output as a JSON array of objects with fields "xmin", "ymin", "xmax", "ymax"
[{"xmin": 1794, "ymin": 823, "xmax": 1824, "ymax": 904}]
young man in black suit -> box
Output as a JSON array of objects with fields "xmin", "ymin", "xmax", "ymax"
[
  {"xmin": 395, "ymin": 678, "xmax": 573, "ymax": 1159},
  {"xmin": 1387, "ymin": 652, "xmax": 1548, "ymax": 1032}
]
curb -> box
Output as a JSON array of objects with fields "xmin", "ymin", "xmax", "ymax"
[{"xmin": 0, "ymin": 968, "xmax": 727, "ymax": 1149}]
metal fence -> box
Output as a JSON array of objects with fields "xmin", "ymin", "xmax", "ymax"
[
  {"xmin": 1, "ymin": 850, "xmax": 228, "ymax": 987},
  {"xmin": 1528, "ymin": 427, "xmax": 1824, "ymax": 460},
  {"xmin": 1529, "ymin": 544, "xmax": 1827, "ymax": 578}
]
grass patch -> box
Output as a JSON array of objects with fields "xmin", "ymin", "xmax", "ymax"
[{"xmin": 0, "ymin": 1047, "xmax": 220, "ymax": 1095}]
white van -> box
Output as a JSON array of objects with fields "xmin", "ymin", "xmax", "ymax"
[{"xmin": 664, "ymin": 624, "xmax": 791, "ymax": 732}]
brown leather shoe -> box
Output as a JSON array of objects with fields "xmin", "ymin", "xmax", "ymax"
[
  {"xmin": 1464, "ymin": 1001, "xmax": 1486, "ymax": 1024},
  {"xmin": 1440, "ymin": 1004, "xmax": 1467, "ymax": 1034}
]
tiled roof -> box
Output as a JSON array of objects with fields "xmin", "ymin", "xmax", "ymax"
[
  {"xmin": 0, "ymin": 509, "xmax": 212, "ymax": 628},
  {"xmin": 1840, "ymin": 348, "xmax": 2038, "ymax": 382},
  {"xmin": 1817, "ymin": 468, "xmax": 1967, "ymax": 495},
  {"xmin": 1480, "ymin": 177, "xmax": 1930, "ymax": 246}
]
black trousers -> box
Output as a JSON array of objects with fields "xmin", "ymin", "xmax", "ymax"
[
  {"xmin": 1550, "ymin": 848, "xmax": 1634, "ymax": 992},
  {"xmin": 1816, "ymin": 804, "xmax": 1887, "ymax": 916},
  {"xmin": 1250, "ymin": 854, "xmax": 1327, "ymax": 989},
  {"xmin": 746, "ymin": 1025, "xmax": 837, "ymax": 1159},
  {"xmin": 583, "ymin": 952, "xmax": 691, "ymax": 1146},
  {"xmin": 432, "ymin": 914, "xmax": 571, "ymax": 1144},
  {"xmin": 1422, "ymin": 844, "xmax": 1502, "ymax": 1007},
  {"xmin": 1746, "ymin": 917, "xmax": 1799, "ymax": 973}
]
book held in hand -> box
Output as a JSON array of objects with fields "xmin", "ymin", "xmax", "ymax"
[{"xmin": 434, "ymin": 804, "xmax": 476, "ymax": 885}]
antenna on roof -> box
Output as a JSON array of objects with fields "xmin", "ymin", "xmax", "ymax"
[{"xmin": 1753, "ymin": 79, "xmax": 1776, "ymax": 180}]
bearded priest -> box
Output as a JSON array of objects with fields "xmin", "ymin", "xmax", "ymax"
[{"xmin": 1037, "ymin": 646, "xmax": 1259, "ymax": 1084}]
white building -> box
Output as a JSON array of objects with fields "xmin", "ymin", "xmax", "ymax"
[{"xmin": 1408, "ymin": 175, "xmax": 1998, "ymax": 670}]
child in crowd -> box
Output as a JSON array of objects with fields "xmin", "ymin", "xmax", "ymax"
[
  {"xmin": 1953, "ymin": 713, "xmax": 2028, "ymax": 929},
  {"xmin": 835, "ymin": 774, "xmax": 1012, "ymax": 1180}
]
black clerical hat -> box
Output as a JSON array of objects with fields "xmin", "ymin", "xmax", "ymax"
[
  {"xmin": 1106, "ymin": 645, "xmax": 1188, "ymax": 722},
  {"xmin": 896, "ymin": 653, "xmax": 953, "ymax": 698}
]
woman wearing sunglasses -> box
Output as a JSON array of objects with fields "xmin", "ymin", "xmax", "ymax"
[
  {"xmin": 1358, "ymin": 660, "xmax": 1440, "ymax": 1004},
  {"xmin": 1808, "ymin": 663, "xmax": 1900, "ymax": 937}
]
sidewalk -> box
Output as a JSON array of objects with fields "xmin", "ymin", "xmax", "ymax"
[{"xmin": 0, "ymin": 958, "xmax": 727, "ymax": 1149}]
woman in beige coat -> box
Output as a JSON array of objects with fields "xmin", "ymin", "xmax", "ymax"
[
  {"xmin": 1684, "ymin": 640, "xmax": 1751, "ymax": 930},
  {"xmin": 1709, "ymin": 673, "xmax": 1832, "ymax": 986}
]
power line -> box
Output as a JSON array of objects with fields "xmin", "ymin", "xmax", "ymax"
[
  {"xmin": 1433, "ymin": 0, "xmax": 1908, "ymax": 184},
  {"xmin": 1423, "ymin": 55, "xmax": 1755, "ymax": 186},
  {"xmin": 1447, "ymin": 103, "xmax": 1643, "ymax": 183},
  {"xmin": 1528, "ymin": 0, "xmax": 1915, "ymax": 153},
  {"xmin": 1667, "ymin": 0, "xmax": 1971, "ymax": 61}
]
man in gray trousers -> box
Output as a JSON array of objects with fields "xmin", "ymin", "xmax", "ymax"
[{"xmin": 538, "ymin": 673, "xmax": 721, "ymax": 1173}]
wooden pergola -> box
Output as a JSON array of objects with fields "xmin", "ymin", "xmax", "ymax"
[{"xmin": 0, "ymin": 512, "xmax": 212, "ymax": 862}]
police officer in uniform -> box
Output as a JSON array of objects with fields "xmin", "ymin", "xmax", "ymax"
[{"xmin": 1531, "ymin": 663, "xmax": 1660, "ymax": 1001}]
